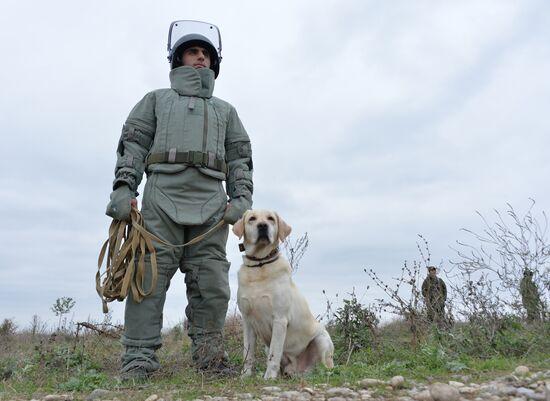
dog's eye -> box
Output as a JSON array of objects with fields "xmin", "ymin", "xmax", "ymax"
[
  {"xmin": 267, "ymin": 216, "xmax": 275, "ymax": 222},
  {"xmin": 248, "ymin": 216, "xmax": 257, "ymax": 222}
]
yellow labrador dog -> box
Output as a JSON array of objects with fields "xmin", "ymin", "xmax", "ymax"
[{"xmin": 233, "ymin": 209, "xmax": 334, "ymax": 379}]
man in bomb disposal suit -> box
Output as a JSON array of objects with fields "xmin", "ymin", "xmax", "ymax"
[{"xmin": 105, "ymin": 21, "xmax": 253, "ymax": 379}]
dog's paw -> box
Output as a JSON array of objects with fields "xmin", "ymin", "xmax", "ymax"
[{"xmin": 263, "ymin": 369, "xmax": 279, "ymax": 380}]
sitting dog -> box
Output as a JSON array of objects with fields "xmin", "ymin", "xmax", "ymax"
[{"xmin": 233, "ymin": 209, "xmax": 334, "ymax": 379}]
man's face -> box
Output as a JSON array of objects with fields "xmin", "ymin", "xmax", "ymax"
[
  {"xmin": 429, "ymin": 268, "xmax": 437, "ymax": 278},
  {"xmin": 182, "ymin": 46, "xmax": 211, "ymax": 69}
]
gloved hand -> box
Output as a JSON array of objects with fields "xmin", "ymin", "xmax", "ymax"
[
  {"xmin": 223, "ymin": 196, "xmax": 250, "ymax": 225},
  {"xmin": 106, "ymin": 185, "xmax": 135, "ymax": 221}
]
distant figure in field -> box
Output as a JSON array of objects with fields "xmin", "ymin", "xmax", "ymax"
[
  {"xmin": 422, "ymin": 266, "xmax": 447, "ymax": 326},
  {"xmin": 519, "ymin": 269, "xmax": 542, "ymax": 322}
]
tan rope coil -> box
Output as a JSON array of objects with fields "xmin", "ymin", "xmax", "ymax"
[{"xmin": 96, "ymin": 207, "xmax": 225, "ymax": 313}]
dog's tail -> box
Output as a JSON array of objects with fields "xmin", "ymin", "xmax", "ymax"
[{"xmin": 319, "ymin": 330, "xmax": 335, "ymax": 369}]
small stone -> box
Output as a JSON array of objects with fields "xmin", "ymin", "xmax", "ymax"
[
  {"xmin": 236, "ymin": 394, "xmax": 253, "ymax": 400},
  {"xmin": 498, "ymin": 385, "xmax": 518, "ymax": 396},
  {"xmin": 457, "ymin": 387, "xmax": 477, "ymax": 395},
  {"xmin": 429, "ymin": 383, "xmax": 460, "ymax": 401},
  {"xmin": 326, "ymin": 388, "xmax": 357, "ymax": 397},
  {"xmin": 515, "ymin": 366, "xmax": 531, "ymax": 376},
  {"xmin": 280, "ymin": 391, "xmax": 302, "ymax": 400},
  {"xmin": 505, "ymin": 374, "xmax": 521, "ymax": 382},
  {"xmin": 264, "ymin": 387, "xmax": 283, "ymax": 394},
  {"xmin": 302, "ymin": 388, "xmax": 315, "ymax": 395},
  {"xmin": 531, "ymin": 372, "xmax": 544, "ymax": 381},
  {"xmin": 413, "ymin": 390, "xmax": 433, "ymax": 401},
  {"xmin": 516, "ymin": 387, "xmax": 536, "ymax": 397},
  {"xmin": 358, "ymin": 379, "xmax": 385, "ymax": 388},
  {"xmin": 211, "ymin": 398, "xmax": 229, "ymax": 401},
  {"xmin": 358, "ymin": 390, "xmax": 371, "ymax": 399},
  {"xmin": 145, "ymin": 396, "xmax": 159, "ymax": 401},
  {"xmin": 263, "ymin": 397, "xmax": 282, "ymax": 401},
  {"xmin": 86, "ymin": 389, "xmax": 111, "ymax": 401},
  {"xmin": 327, "ymin": 398, "xmax": 346, "ymax": 401},
  {"xmin": 448, "ymin": 382, "xmax": 464, "ymax": 388},
  {"xmin": 391, "ymin": 376, "xmax": 406, "ymax": 389},
  {"xmin": 478, "ymin": 384, "xmax": 496, "ymax": 394},
  {"xmin": 44, "ymin": 395, "xmax": 71, "ymax": 401}
]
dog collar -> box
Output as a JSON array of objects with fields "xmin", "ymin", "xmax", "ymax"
[{"xmin": 243, "ymin": 248, "xmax": 280, "ymax": 268}]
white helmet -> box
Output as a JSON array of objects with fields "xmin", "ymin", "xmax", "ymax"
[{"xmin": 167, "ymin": 20, "xmax": 222, "ymax": 77}]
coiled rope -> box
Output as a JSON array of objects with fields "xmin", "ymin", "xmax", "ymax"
[{"xmin": 96, "ymin": 207, "xmax": 225, "ymax": 313}]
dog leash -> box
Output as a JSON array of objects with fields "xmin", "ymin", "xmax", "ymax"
[{"xmin": 96, "ymin": 207, "xmax": 225, "ymax": 313}]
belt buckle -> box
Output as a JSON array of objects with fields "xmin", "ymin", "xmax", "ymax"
[{"xmin": 191, "ymin": 151, "xmax": 203, "ymax": 166}]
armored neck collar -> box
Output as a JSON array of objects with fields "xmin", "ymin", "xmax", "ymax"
[
  {"xmin": 243, "ymin": 247, "xmax": 280, "ymax": 268},
  {"xmin": 169, "ymin": 66, "xmax": 215, "ymax": 98}
]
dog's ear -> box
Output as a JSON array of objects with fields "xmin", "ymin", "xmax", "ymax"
[
  {"xmin": 232, "ymin": 211, "xmax": 247, "ymax": 239},
  {"xmin": 276, "ymin": 213, "xmax": 292, "ymax": 242}
]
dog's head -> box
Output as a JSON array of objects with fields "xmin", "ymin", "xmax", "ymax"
[{"xmin": 233, "ymin": 209, "xmax": 292, "ymax": 256}]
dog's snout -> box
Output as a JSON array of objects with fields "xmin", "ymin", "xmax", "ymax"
[{"xmin": 257, "ymin": 223, "xmax": 268, "ymax": 231}]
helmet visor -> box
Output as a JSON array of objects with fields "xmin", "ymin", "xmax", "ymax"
[{"xmin": 168, "ymin": 20, "xmax": 222, "ymax": 58}]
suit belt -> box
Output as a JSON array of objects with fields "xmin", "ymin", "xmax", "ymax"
[{"xmin": 146, "ymin": 150, "xmax": 227, "ymax": 174}]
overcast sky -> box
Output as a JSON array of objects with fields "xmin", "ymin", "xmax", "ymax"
[{"xmin": 1, "ymin": 0, "xmax": 549, "ymax": 329}]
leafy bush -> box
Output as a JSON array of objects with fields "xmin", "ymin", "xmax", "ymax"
[
  {"xmin": 330, "ymin": 291, "xmax": 379, "ymax": 361},
  {"xmin": 0, "ymin": 318, "xmax": 17, "ymax": 337},
  {"xmin": 59, "ymin": 369, "xmax": 109, "ymax": 391},
  {"xmin": 0, "ymin": 357, "xmax": 16, "ymax": 380},
  {"xmin": 33, "ymin": 343, "xmax": 99, "ymax": 371}
]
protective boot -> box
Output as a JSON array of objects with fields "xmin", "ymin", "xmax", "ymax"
[
  {"xmin": 120, "ymin": 346, "xmax": 161, "ymax": 382},
  {"xmin": 190, "ymin": 333, "xmax": 239, "ymax": 376}
]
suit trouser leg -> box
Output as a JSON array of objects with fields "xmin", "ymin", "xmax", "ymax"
[
  {"xmin": 180, "ymin": 208, "xmax": 231, "ymax": 368},
  {"xmin": 120, "ymin": 199, "xmax": 185, "ymax": 373}
]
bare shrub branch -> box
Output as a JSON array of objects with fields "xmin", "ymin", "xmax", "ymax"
[
  {"xmin": 366, "ymin": 235, "xmax": 434, "ymax": 346},
  {"xmin": 449, "ymin": 200, "xmax": 549, "ymax": 321},
  {"xmin": 282, "ymin": 232, "xmax": 309, "ymax": 273}
]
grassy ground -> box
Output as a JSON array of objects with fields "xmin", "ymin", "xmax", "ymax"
[{"xmin": 1, "ymin": 316, "xmax": 548, "ymax": 401}]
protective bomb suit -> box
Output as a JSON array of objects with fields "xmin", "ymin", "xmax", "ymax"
[{"xmin": 105, "ymin": 21, "xmax": 253, "ymax": 377}]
